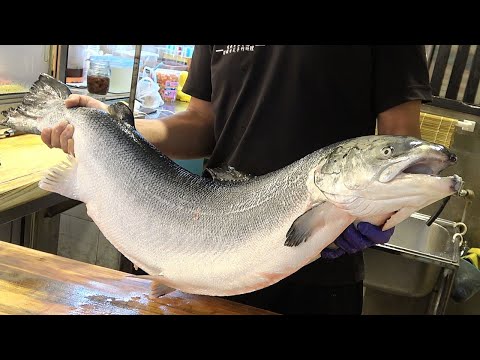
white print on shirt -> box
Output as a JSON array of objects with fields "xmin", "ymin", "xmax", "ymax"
[{"xmin": 215, "ymin": 45, "xmax": 265, "ymax": 55}]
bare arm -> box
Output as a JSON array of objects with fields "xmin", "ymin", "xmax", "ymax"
[
  {"xmin": 377, "ymin": 100, "xmax": 422, "ymax": 137},
  {"xmin": 135, "ymin": 97, "xmax": 215, "ymax": 159},
  {"xmin": 41, "ymin": 94, "xmax": 216, "ymax": 160}
]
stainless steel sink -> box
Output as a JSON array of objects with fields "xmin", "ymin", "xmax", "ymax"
[{"xmin": 364, "ymin": 213, "xmax": 460, "ymax": 298}]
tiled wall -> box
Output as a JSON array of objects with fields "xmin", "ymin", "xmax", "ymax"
[{"xmin": 58, "ymin": 204, "xmax": 122, "ymax": 270}]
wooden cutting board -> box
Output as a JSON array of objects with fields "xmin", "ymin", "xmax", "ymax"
[
  {"xmin": 0, "ymin": 134, "xmax": 67, "ymax": 212},
  {"xmin": 0, "ymin": 241, "xmax": 276, "ymax": 315}
]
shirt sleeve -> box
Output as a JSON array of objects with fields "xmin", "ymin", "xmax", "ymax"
[
  {"xmin": 373, "ymin": 45, "xmax": 432, "ymax": 115},
  {"xmin": 182, "ymin": 45, "xmax": 213, "ymax": 102}
]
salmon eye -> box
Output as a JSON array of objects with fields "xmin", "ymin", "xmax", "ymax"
[{"xmin": 382, "ymin": 146, "xmax": 394, "ymax": 157}]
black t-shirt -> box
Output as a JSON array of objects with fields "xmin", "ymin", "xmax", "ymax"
[{"xmin": 183, "ymin": 45, "xmax": 432, "ymax": 286}]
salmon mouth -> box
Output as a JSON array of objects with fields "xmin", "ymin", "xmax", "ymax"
[
  {"xmin": 379, "ymin": 148, "xmax": 457, "ymax": 183},
  {"xmin": 401, "ymin": 157, "xmax": 451, "ymax": 176}
]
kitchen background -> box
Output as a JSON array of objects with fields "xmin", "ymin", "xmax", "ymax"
[{"xmin": 0, "ymin": 45, "xmax": 479, "ymax": 314}]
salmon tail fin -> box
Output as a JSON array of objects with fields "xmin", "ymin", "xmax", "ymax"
[
  {"xmin": 1, "ymin": 73, "xmax": 71, "ymax": 134},
  {"xmin": 39, "ymin": 155, "xmax": 83, "ymax": 201}
]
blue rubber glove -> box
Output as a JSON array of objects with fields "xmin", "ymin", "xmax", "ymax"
[{"xmin": 321, "ymin": 222, "xmax": 395, "ymax": 259}]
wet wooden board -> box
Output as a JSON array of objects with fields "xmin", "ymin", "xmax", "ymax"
[
  {"xmin": 0, "ymin": 134, "xmax": 67, "ymax": 212},
  {"xmin": 0, "ymin": 241, "xmax": 276, "ymax": 315}
]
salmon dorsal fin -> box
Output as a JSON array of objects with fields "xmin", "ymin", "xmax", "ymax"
[
  {"xmin": 204, "ymin": 166, "xmax": 253, "ymax": 182},
  {"xmin": 107, "ymin": 101, "xmax": 135, "ymax": 129}
]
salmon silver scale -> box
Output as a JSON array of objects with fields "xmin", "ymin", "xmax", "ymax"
[{"xmin": 1, "ymin": 74, "xmax": 463, "ymax": 296}]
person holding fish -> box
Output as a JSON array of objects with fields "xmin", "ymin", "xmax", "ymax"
[{"xmin": 41, "ymin": 45, "xmax": 432, "ymax": 314}]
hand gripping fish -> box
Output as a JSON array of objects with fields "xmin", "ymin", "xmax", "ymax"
[{"xmin": 1, "ymin": 74, "xmax": 463, "ymax": 296}]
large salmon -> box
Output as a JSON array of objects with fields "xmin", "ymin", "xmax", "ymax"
[{"xmin": 1, "ymin": 74, "xmax": 463, "ymax": 296}]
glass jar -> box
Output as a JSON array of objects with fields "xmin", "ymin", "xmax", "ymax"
[{"xmin": 87, "ymin": 59, "xmax": 111, "ymax": 96}]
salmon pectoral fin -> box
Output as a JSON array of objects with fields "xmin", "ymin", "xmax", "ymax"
[
  {"xmin": 284, "ymin": 202, "xmax": 354, "ymax": 247},
  {"xmin": 284, "ymin": 206, "xmax": 323, "ymax": 247},
  {"xmin": 326, "ymin": 242, "xmax": 340, "ymax": 250},
  {"xmin": 382, "ymin": 207, "xmax": 416, "ymax": 231},
  {"xmin": 127, "ymin": 274, "xmax": 175, "ymax": 298}
]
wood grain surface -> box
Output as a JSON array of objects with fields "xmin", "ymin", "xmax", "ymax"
[
  {"xmin": 0, "ymin": 134, "xmax": 67, "ymax": 212},
  {"xmin": 0, "ymin": 241, "xmax": 276, "ymax": 315}
]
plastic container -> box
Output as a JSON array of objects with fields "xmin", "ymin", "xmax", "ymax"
[
  {"xmin": 176, "ymin": 71, "xmax": 191, "ymax": 102},
  {"xmin": 113, "ymin": 48, "xmax": 159, "ymax": 72},
  {"xmin": 87, "ymin": 59, "xmax": 110, "ymax": 95},
  {"xmin": 156, "ymin": 60, "xmax": 188, "ymax": 71},
  {"xmin": 109, "ymin": 57, "xmax": 134, "ymax": 93},
  {"xmin": 160, "ymin": 45, "xmax": 194, "ymax": 70},
  {"xmin": 155, "ymin": 68, "xmax": 181, "ymax": 103},
  {"xmin": 86, "ymin": 56, "xmax": 134, "ymax": 93}
]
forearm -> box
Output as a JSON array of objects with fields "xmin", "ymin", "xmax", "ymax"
[
  {"xmin": 45, "ymin": 95, "xmax": 215, "ymax": 158},
  {"xmin": 135, "ymin": 110, "xmax": 215, "ymax": 160},
  {"xmin": 377, "ymin": 100, "xmax": 422, "ymax": 137}
]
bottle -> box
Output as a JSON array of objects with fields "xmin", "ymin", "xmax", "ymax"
[
  {"xmin": 66, "ymin": 45, "xmax": 86, "ymax": 78},
  {"xmin": 87, "ymin": 59, "xmax": 111, "ymax": 96},
  {"xmin": 82, "ymin": 45, "xmax": 102, "ymax": 83}
]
